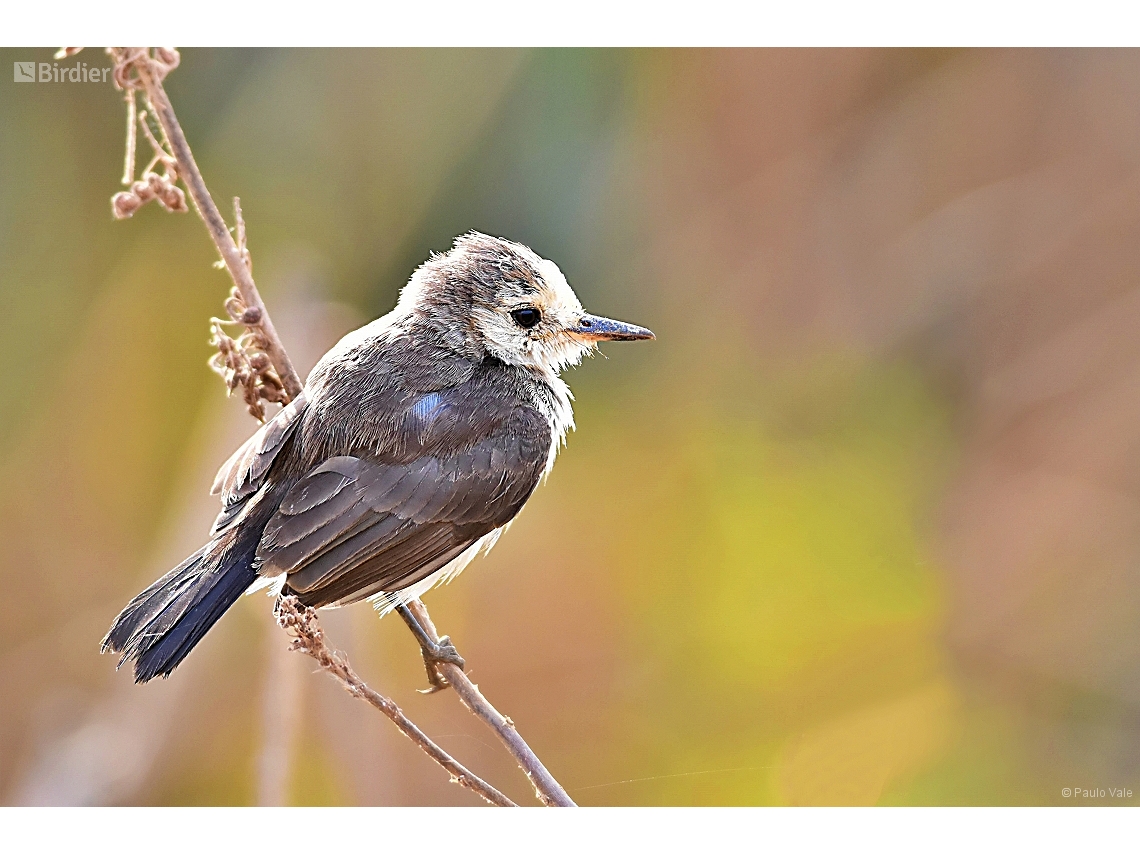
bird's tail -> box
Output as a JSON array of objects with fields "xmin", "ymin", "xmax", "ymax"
[{"xmin": 102, "ymin": 514, "xmax": 264, "ymax": 682}]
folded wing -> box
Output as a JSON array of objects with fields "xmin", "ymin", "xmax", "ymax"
[
  {"xmin": 256, "ymin": 404, "xmax": 550, "ymax": 608},
  {"xmin": 209, "ymin": 392, "xmax": 308, "ymax": 533}
]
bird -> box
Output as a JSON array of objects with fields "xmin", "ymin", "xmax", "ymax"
[{"xmin": 102, "ymin": 232, "xmax": 654, "ymax": 685}]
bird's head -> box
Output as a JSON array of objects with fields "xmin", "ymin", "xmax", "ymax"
[{"xmin": 398, "ymin": 232, "xmax": 654, "ymax": 376}]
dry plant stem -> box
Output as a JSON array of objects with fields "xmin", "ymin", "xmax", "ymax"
[
  {"xmin": 277, "ymin": 597, "xmax": 517, "ymax": 807},
  {"xmin": 121, "ymin": 90, "xmax": 136, "ymax": 185},
  {"xmin": 406, "ymin": 599, "xmax": 577, "ymax": 807},
  {"xmin": 132, "ymin": 56, "xmax": 302, "ymax": 400}
]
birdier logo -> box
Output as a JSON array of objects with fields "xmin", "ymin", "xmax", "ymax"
[{"xmin": 13, "ymin": 60, "xmax": 110, "ymax": 84}]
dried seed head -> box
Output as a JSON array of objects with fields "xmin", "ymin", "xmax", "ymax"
[
  {"xmin": 154, "ymin": 48, "xmax": 180, "ymax": 70},
  {"xmin": 224, "ymin": 300, "xmax": 246, "ymax": 322},
  {"xmin": 111, "ymin": 191, "xmax": 142, "ymax": 219},
  {"xmin": 159, "ymin": 183, "xmax": 188, "ymax": 213}
]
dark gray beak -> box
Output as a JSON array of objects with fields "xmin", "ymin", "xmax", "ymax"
[{"xmin": 573, "ymin": 314, "xmax": 655, "ymax": 342}]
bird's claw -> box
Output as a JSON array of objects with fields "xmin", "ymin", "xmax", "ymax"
[{"xmin": 416, "ymin": 634, "xmax": 466, "ymax": 694}]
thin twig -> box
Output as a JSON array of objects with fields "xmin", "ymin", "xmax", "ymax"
[
  {"xmin": 234, "ymin": 197, "xmax": 252, "ymax": 272},
  {"xmin": 121, "ymin": 90, "xmax": 136, "ymax": 186},
  {"xmin": 125, "ymin": 49, "xmax": 302, "ymax": 400},
  {"xmin": 407, "ymin": 599, "xmax": 577, "ymax": 807},
  {"xmin": 136, "ymin": 110, "xmax": 175, "ymax": 170},
  {"xmin": 276, "ymin": 597, "xmax": 517, "ymax": 807}
]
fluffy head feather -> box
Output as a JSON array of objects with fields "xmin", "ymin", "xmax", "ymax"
[{"xmin": 398, "ymin": 232, "xmax": 595, "ymax": 377}]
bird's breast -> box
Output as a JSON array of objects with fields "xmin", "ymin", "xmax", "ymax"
[{"xmin": 531, "ymin": 374, "xmax": 575, "ymax": 479}]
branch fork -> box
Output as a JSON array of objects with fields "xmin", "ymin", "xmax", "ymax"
[{"xmin": 276, "ymin": 596, "xmax": 516, "ymax": 807}]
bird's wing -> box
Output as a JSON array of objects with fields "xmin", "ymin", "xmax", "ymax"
[
  {"xmin": 256, "ymin": 403, "xmax": 550, "ymax": 608},
  {"xmin": 209, "ymin": 391, "xmax": 308, "ymax": 532}
]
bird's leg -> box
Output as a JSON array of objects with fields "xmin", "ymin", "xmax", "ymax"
[{"xmin": 396, "ymin": 602, "xmax": 466, "ymax": 693}]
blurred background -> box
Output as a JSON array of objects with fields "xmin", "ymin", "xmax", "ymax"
[{"xmin": 2, "ymin": 47, "xmax": 1139, "ymax": 806}]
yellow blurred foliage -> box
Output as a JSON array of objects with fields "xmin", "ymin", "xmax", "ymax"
[{"xmin": 777, "ymin": 680, "xmax": 960, "ymax": 805}]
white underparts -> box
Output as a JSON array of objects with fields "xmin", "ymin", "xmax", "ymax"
[
  {"xmin": 366, "ymin": 524, "xmax": 508, "ymax": 615},
  {"xmin": 542, "ymin": 375, "xmax": 575, "ymax": 478},
  {"xmin": 246, "ymin": 572, "xmax": 286, "ymax": 598}
]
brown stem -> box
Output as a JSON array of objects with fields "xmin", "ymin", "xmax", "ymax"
[
  {"xmin": 121, "ymin": 90, "xmax": 136, "ymax": 185},
  {"xmin": 131, "ymin": 54, "xmax": 303, "ymax": 400},
  {"xmin": 276, "ymin": 597, "xmax": 517, "ymax": 807},
  {"xmin": 406, "ymin": 599, "xmax": 577, "ymax": 807}
]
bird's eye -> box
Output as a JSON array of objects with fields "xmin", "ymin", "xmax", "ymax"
[{"xmin": 511, "ymin": 307, "xmax": 541, "ymax": 329}]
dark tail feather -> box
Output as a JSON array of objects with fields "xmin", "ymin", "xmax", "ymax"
[{"xmin": 102, "ymin": 523, "xmax": 261, "ymax": 682}]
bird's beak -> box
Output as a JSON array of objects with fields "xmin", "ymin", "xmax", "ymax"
[{"xmin": 572, "ymin": 314, "xmax": 655, "ymax": 342}]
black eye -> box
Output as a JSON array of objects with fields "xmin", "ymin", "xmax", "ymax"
[{"xmin": 511, "ymin": 307, "xmax": 541, "ymax": 329}]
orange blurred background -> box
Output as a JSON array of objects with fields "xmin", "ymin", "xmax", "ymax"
[{"xmin": 2, "ymin": 48, "xmax": 1139, "ymax": 806}]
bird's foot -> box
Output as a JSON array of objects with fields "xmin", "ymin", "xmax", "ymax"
[
  {"xmin": 417, "ymin": 635, "xmax": 466, "ymax": 694},
  {"xmin": 395, "ymin": 602, "xmax": 466, "ymax": 693}
]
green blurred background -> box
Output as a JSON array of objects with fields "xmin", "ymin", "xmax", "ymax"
[{"xmin": 2, "ymin": 48, "xmax": 1139, "ymax": 806}]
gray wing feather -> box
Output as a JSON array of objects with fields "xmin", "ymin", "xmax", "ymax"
[
  {"xmin": 259, "ymin": 458, "xmax": 373, "ymax": 567},
  {"xmin": 323, "ymin": 527, "xmax": 470, "ymax": 605},
  {"xmin": 284, "ymin": 515, "xmax": 409, "ymax": 593},
  {"xmin": 257, "ymin": 405, "xmax": 550, "ymax": 609},
  {"xmin": 211, "ymin": 392, "xmax": 308, "ymax": 507}
]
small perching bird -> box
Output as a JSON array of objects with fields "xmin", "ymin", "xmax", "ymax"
[{"xmin": 103, "ymin": 232, "xmax": 654, "ymax": 684}]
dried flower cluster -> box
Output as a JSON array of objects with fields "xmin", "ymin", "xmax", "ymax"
[
  {"xmin": 209, "ymin": 287, "xmax": 288, "ymax": 422},
  {"xmin": 108, "ymin": 49, "xmax": 187, "ymax": 219},
  {"xmin": 108, "ymin": 47, "xmax": 180, "ymax": 91},
  {"xmin": 111, "ymin": 168, "xmax": 187, "ymax": 218}
]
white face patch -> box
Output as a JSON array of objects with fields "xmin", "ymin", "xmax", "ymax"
[
  {"xmin": 472, "ymin": 253, "xmax": 595, "ymax": 378},
  {"xmin": 536, "ymin": 259, "xmax": 584, "ymax": 320}
]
